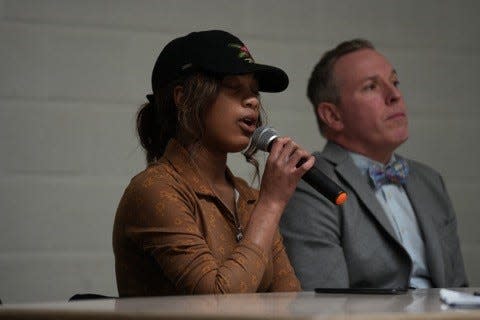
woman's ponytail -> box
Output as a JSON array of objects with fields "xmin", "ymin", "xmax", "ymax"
[{"xmin": 136, "ymin": 89, "xmax": 177, "ymax": 163}]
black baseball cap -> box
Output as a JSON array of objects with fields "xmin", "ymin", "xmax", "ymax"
[{"xmin": 151, "ymin": 30, "xmax": 289, "ymax": 93}]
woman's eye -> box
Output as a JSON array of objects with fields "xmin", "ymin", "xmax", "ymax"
[{"xmin": 223, "ymin": 83, "xmax": 240, "ymax": 91}]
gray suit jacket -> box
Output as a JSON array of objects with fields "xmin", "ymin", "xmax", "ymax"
[{"xmin": 280, "ymin": 141, "xmax": 468, "ymax": 290}]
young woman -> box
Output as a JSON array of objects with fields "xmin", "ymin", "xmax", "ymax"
[{"xmin": 113, "ymin": 30, "xmax": 315, "ymax": 296}]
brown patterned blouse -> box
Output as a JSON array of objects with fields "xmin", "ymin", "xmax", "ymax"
[{"xmin": 113, "ymin": 139, "xmax": 301, "ymax": 296}]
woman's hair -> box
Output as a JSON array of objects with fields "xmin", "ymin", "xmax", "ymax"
[
  {"xmin": 137, "ymin": 72, "xmax": 264, "ymax": 180},
  {"xmin": 137, "ymin": 72, "xmax": 218, "ymax": 163}
]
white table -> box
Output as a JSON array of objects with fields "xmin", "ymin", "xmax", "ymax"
[{"xmin": 1, "ymin": 288, "xmax": 480, "ymax": 319}]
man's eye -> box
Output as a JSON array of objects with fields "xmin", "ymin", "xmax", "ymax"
[
  {"xmin": 364, "ymin": 83, "xmax": 377, "ymax": 91},
  {"xmin": 393, "ymin": 80, "xmax": 400, "ymax": 87}
]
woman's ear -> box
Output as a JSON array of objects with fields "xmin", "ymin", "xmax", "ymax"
[
  {"xmin": 173, "ymin": 85, "xmax": 184, "ymax": 107},
  {"xmin": 316, "ymin": 102, "xmax": 344, "ymax": 132}
]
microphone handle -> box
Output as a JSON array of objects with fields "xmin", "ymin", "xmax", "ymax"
[
  {"xmin": 302, "ymin": 166, "xmax": 347, "ymax": 205},
  {"xmin": 265, "ymin": 137, "xmax": 347, "ymax": 205}
]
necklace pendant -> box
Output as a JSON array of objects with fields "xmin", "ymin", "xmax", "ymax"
[{"xmin": 236, "ymin": 232, "xmax": 244, "ymax": 242}]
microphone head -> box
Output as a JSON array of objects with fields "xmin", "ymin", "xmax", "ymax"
[{"xmin": 251, "ymin": 126, "xmax": 279, "ymax": 151}]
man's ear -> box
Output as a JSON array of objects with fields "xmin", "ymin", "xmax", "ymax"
[
  {"xmin": 316, "ymin": 102, "xmax": 343, "ymax": 132},
  {"xmin": 173, "ymin": 85, "xmax": 184, "ymax": 107}
]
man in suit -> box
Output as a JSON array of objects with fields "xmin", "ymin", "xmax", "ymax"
[{"xmin": 280, "ymin": 39, "xmax": 468, "ymax": 290}]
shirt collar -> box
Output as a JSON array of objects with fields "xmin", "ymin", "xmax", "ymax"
[
  {"xmin": 348, "ymin": 151, "xmax": 397, "ymax": 176},
  {"xmin": 162, "ymin": 139, "xmax": 257, "ymax": 202}
]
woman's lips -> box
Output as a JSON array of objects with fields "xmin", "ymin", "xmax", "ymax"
[{"xmin": 239, "ymin": 117, "xmax": 257, "ymax": 134}]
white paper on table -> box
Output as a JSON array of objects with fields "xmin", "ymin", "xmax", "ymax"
[{"xmin": 439, "ymin": 289, "xmax": 480, "ymax": 308}]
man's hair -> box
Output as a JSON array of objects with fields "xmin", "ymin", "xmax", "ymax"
[{"xmin": 307, "ymin": 39, "xmax": 375, "ymax": 134}]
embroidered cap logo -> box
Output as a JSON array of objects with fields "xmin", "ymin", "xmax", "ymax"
[{"xmin": 228, "ymin": 43, "xmax": 254, "ymax": 63}]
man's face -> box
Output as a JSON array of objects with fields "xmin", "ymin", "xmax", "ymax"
[{"xmin": 333, "ymin": 49, "xmax": 408, "ymax": 161}]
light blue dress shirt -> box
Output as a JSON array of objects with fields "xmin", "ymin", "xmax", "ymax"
[{"xmin": 349, "ymin": 152, "xmax": 432, "ymax": 288}]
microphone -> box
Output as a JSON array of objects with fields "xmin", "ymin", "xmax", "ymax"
[{"xmin": 251, "ymin": 126, "xmax": 347, "ymax": 206}]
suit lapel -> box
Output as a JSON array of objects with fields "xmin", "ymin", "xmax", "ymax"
[
  {"xmin": 321, "ymin": 142, "xmax": 401, "ymax": 244},
  {"xmin": 403, "ymin": 161, "xmax": 446, "ymax": 287}
]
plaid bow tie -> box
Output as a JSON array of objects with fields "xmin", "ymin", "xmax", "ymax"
[{"xmin": 368, "ymin": 158, "xmax": 409, "ymax": 189}]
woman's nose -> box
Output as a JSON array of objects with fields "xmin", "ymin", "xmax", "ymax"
[{"xmin": 245, "ymin": 96, "xmax": 260, "ymax": 110}]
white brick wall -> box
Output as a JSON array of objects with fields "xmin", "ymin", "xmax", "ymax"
[{"xmin": 0, "ymin": 0, "xmax": 479, "ymax": 302}]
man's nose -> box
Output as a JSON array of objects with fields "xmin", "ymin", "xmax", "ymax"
[{"xmin": 386, "ymin": 83, "xmax": 402, "ymax": 105}]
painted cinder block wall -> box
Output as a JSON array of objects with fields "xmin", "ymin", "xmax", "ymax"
[{"xmin": 1, "ymin": 0, "xmax": 479, "ymax": 302}]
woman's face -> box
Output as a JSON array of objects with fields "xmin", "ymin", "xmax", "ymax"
[{"xmin": 202, "ymin": 73, "xmax": 260, "ymax": 153}]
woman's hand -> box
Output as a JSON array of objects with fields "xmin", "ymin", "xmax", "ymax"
[
  {"xmin": 258, "ymin": 137, "xmax": 315, "ymax": 214},
  {"xmin": 244, "ymin": 137, "xmax": 315, "ymax": 252}
]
